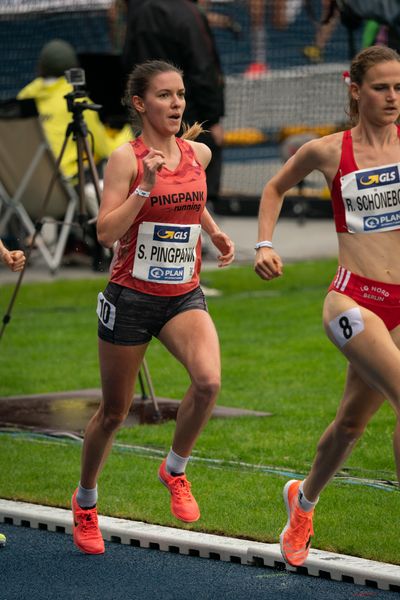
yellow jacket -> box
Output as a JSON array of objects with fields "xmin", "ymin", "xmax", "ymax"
[{"xmin": 18, "ymin": 77, "xmax": 132, "ymax": 179}]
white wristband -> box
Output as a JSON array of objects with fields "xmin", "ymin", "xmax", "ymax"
[
  {"xmin": 133, "ymin": 187, "xmax": 151, "ymax": 198},
  {"xmin": 255, "ymin": 240, "xmax": 273, "ymax": 250}
]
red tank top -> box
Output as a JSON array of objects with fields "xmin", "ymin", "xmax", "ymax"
[
  {"xmin": 110, "ymin": 136, "xmax": 207, "ymax": 296},
  {"xmin": 331, "ymin": 127, "xmax": 400, "ymax": 233}
]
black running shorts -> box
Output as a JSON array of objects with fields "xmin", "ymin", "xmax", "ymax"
[{"xmin": 97, "ymin": 282, "xmax": 208, "ymax": 346}]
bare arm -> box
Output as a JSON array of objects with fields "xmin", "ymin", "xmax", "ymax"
[
  {"xmin": 188, "ymin": 140, "xmax": 235, "ymax": 267},
  {"xmin": 201, "ymin": 208, "xmax": 235, "ymax": 267},
  {"xmin": 255, "ymin": 138, "xmax": 327, "ymax": 280},
  {"xmin": 97, "ymin": 144, "xmax": 166, "ymax": 247}
]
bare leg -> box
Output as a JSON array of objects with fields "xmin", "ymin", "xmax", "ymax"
[
  {"xmin": 80, "ymin": 339, "xmax": 148, "ymax": 488},
  {"xmin": 249, "ymin": 0, "xmax": 267, "ymax": 64},
  {"xmin": 302, "ymin": 293, "xmax": 400, "ymax": 501},
  {"xmin": 314, "ymin": 4, "xmax": 339, "ymax": 51},
  {"xmin": 303, "ymin": 365, "xmax": 384, "ymax": 500},
  {"xmin": 393, "ymin": 420, "xmax": 400, "ymax": 484},
  {"xmin": 158, "ymin": 309, "xmax": 221, "ymax": 456},
  {"xmin": 391, "ymin": 326, "xmax": 400, "ymax": 485}
]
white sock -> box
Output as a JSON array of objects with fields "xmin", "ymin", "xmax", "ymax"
[
  {"xmin": 76, "ymin": 483, "xmax": 98, "ymax": 508},
  {"xmin": 298, "ymin": 481, "xmax": 318, "ymax": 512},
  {"xmin": 166, "ymin": 449, "xmax": 189, "ymax": 475}
]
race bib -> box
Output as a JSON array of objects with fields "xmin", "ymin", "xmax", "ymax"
[
  {"xmin": 96, "ymin": 292, "xmax": 116, "ymax": 330},
  {"xmin": 341, "ymin": 163, "xmax": 400, "ymax": 233},
  {"xmin": 132, "ymin": 222, "xmax": 201, "ymax": 284},
  {"xmin": 328, "ymin": 307, "xmax": 364, "ymax": 348}
]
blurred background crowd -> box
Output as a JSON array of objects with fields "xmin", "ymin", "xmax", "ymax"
[{"xmin": 0, "ymin": 0, "xmax": 399, "ymax": 270}]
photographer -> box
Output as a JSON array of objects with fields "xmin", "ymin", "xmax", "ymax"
[
  {"xmin": 17, "ymin": 39, "xmax": 132, "ymax": 270},
  {"xmin": 18, "ymin": 39, "xmax": 131, "ymax": 180}
]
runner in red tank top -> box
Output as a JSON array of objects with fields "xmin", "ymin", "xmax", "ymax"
[
  {"xmin": 70, "ymin": 60, "xmax": 234, "ymax": 554},
  {"xmin": 255, "ymin": 46, "xmax": 400, "ymax": 567},
  {"xmin": 110, "ymin": 135, "xmax": 207, "ymax": 296}
]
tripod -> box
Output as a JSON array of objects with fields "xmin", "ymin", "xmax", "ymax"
[
  {"xmin": 0, "ymin": 85, "xmax": 160, "ymax": 416},
  {"xmin": 0, "ymin": 85, "xmax": 103, "ymax": 340}
]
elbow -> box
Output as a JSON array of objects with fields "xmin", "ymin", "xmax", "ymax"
[
  {"xmin": 98, "ymin": 238, "xmax": 114, "ymax": 249},
  {"xmin": 96, "ymin": 226, "xmax": 115, "ymax": 249},
  {"xmin": 97, "ymin": 235, "xmax": 114, "ymax": 249}
]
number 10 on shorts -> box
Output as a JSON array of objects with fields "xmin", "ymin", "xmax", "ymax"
[{"xmin": 97, "ymin": 292, "xmax": 116, "ymax": 331}]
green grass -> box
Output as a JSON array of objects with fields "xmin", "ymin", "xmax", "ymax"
[{"xmin": 0, "ymin": 260, "xmax": 399, "ymax": 564}]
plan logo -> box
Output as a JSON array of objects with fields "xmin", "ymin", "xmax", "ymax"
[
  {"xmin": 153, "ymin": 225, "xmax": 190, "ymax": 243},
  {"xmin": 356, "ymin": 166, "xmax": 399, "ymax": 189},
  {"xmin": 148, "ymin": 266, "xmax": 184, "ymax": 281},
  {"xmin": 364, "ymin": 211, "xmax": 400, "ymax": 230}
]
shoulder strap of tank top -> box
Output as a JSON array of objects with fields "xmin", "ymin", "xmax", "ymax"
[{"xmin": 339, "ymin": 129, "xmax": 358, "ymax": 175}]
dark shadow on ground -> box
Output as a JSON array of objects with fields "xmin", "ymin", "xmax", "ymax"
[{"xmin": 0, "ymin": 390, "xmax": 272, "ymax": 434}]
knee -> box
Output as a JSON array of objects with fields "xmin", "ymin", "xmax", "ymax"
[
  {"xmin": 192, "ymin": 374, "xmax": 221, "ymax": 404},
  {"xmin": 331, "ymin": 416, "xmax": 366, "ymax": 445},
  {"xmin": 97, "ymin": 407, "xmax": 128, "ymax": 434}
]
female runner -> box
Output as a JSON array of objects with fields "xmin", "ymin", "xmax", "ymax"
[
  {"xmin": 71, "ymin": 60, "xmax": 234, "ymax": 554},
  {"xmin": 255, "ymin": 45, "xmax": 400, "ymax": 566}
]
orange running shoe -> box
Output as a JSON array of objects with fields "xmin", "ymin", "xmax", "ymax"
[
  {"xmin": 71, "ymin": 489, "xmax": 105, "ymax": 554},
  {"xmin": 280, "ymin": 479, "xmax": 314, "ymax": 567},
  {"xmin": 158, "ymin": 459, "xmax": 200, "ymax": 523}
]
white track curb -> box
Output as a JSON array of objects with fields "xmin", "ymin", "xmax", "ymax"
[{"xmin": 1, "ymin": 499, "xmax": 399, "ymax": 592}]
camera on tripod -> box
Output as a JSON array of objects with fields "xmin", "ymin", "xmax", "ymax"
[
  {"xmin": 64, "ymin": 67, "xmax": 88, "ymax": 113},
  {"xmin": 65, "ymin": 67, "xmax": 86, "ymax": 90},
  {"xmin": 64, "ymin": 67, "xmax": 101, "ymax": 118}
]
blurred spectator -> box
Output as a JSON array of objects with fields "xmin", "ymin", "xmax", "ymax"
[
  {"xmin": 362, "ymin": 19, "xmax": 400, "ymax": 54},
  {"xmin": 272, "ymin": 0, "xmax": 303, "ymax": 30},
  {"xmin": 245, "ymin": 0, "xmax": 304, "ymax": 78},
  {"xmin": 244, "ymin": 0, "xmax": 268, "ymax": 78},
  {"xmin": 122, "ymin": 0, "xmax": 224, "ymax": 209},
  {"xmin": 17, "ymin": 39, "xmax": 132, "ymax": 270},
  {"xmin": 107, "ymin": 0, "xmax": 128, "ymax": 54},
  {"xmin": 198, "ymin": 0, "xmax": 242, "ymax": 34},
  {"xmin": 302, "ymin": 0, "xmax": 340, "ymax": 63},
  {"xmin": 361, "ymin": 20, "xmax": 384, "ymax": 49},
  {"xmin": 18, "ymin": 39, "xmax": 131, "ymax": 180}
]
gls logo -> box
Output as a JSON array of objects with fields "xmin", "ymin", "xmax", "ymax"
[
  {"xmin": 153, "ymin": 225, "xmax": 190, "ymax": 243},
  {"xmin": 356, "ymin": 166, "xmax": 400, "ymax": 189}
]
